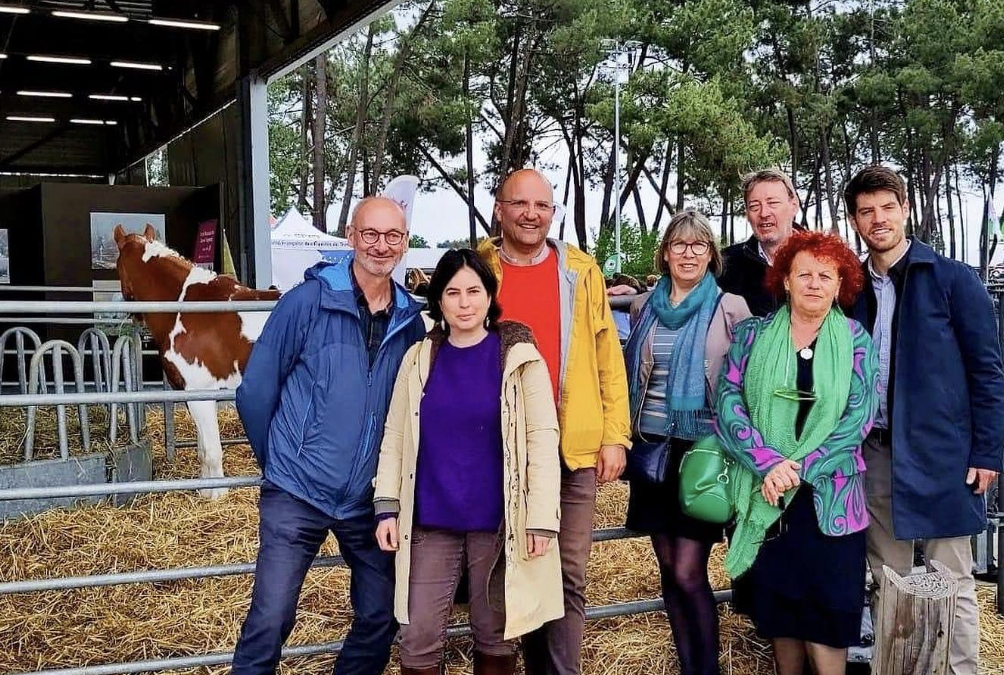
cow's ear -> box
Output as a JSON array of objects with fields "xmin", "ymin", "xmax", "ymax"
[
  {"xmin": 143, "ymin": 224, "xmax": 156, "ymax": 241},
  {"xmin": 113, "ymin": 224, "xmax": 127, "ymax": 245}
]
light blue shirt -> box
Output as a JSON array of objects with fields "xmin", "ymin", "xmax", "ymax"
[{"xmin": 868, "ymin": 242, "xmax": 911, "ymax": 429}]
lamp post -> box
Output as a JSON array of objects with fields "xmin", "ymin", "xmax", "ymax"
[{"xmin": 600, "ymin": 39, "xmax": 640, "ymax": 274}]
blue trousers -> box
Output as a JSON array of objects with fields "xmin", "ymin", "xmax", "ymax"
[{"xmin": 232, "ymin": 482, "xmax": 397, "ymax": 675}]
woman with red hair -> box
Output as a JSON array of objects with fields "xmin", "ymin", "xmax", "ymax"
[{"xmin": 714, "ymin": 231, "xmax": 879, "ymax": 675}]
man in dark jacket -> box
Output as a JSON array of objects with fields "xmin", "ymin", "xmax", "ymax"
[
  {"xmin": 232, "ymin": 197, "xmax": 426, "ymax": 675},
  {"xmin": 719, "ymin": 169, "xmax": 800, "ymax": 316},
  {"xmin": 846, "ymin": 166, "xmax": 1004, "ymax": 675}
]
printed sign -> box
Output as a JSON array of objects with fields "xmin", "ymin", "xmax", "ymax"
[{"xmin": 193, "ymin": 220, "xmax": 217, "ymax": 270}]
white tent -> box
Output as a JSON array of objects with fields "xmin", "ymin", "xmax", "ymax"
[{"xmin": 270, "ymin": 208, "xmax": 351, "ymax": 291}]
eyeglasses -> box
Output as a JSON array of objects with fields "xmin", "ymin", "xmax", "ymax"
[
  {"xmin": 356, "ymin": 229, "xmax": 407, "ymax": 246},
  {"xmin": 668, "ymin": 240, "xmax": 711, "ymax": 255},
  {"xmin": 497, "ymin": 199, "xmax": 557, "ymax": 215}
]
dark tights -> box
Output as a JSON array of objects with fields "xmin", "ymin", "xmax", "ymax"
[{"xmin": 651, "ymin": 534, "xmax": 719, "ymax": 675}]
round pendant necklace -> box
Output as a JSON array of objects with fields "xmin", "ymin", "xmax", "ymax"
[{"xmin": 799, "ymin": 346, "xmax": 814, "ymax": 360}]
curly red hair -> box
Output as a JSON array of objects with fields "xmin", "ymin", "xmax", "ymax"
[{"xmin": 765, "ymin": 231, "xmax": 865, "ymax": 307}]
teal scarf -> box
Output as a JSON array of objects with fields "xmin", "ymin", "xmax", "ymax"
[
  {"xmin": 725, "ymin": 306, "xmax": 853, "ymax": 578},
  {"xmin": 625, "ymin": 273, "xmax": 719, "ymax": 440}
]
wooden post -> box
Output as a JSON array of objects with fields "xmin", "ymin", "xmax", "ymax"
[{"xmin": 873, "ymin": 560, "xmax": 959, "ymax": 675}]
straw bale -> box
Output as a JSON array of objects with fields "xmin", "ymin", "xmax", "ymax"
[{"xmin": 2, "ymin": 407, "xmax": 1004, "ymax": 675}]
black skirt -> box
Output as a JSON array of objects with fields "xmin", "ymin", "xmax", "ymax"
[
  {"xmin": 625, "ymin": 436, "xmax": 724, "ymax": 543},
  {"xmin": 734, "ymin": 485, "xmax": 866, "ymax": 648}
]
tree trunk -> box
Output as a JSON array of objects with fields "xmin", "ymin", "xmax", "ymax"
[
  {"xmin": 786, "ymin": 105, "xmax": 799, "ymax": 188},
  {"xmin": 919, "ymin": 163, "xmax": 945, "ymax": 247},
  {"xmin": 633, "ymin": 185, "xmax": 647, "ymax": 234},
  {"xmin": 371, "ymin": 2, "xmax": 435, "ymax": 191},
  {"xmin": 574, "ymin": 117, "xmax": 588, "ymax": 250},
  {"xmin": 956, "ymin": 163, "xmax": 967, "ymax": 264},
  {"xmin": 821, "ymin": 127, "xmax": 840, "ymax": 234},
  {"xmin": 312, "ymin": 55, "xmax": 327, "ymax": 231},
  {"xmin": 982, "ymin": 147, "xmax": 1001, "ymax": 278},
  {"xmin": 464, "ymin": 50, "xmax": 479, "ymax": 248},
  {"xmin": 944, "ymin": 164, "xmax": 956, "ymax": 259},
  {"xmin": 676, "ymin": 137, "xmax": 685, "ymax": 211},
  {"xmin": 497, "ymin": 25, "xmax": 536, "ymax": 187},
  {"xmin": 873, "ymin": 562, "xmax": 957, "ymax": 675},
  {"xmin": 720, "ymin": 184, "xmax": 729, "ymax": 242},
  {"xmin": 418, "ymin": 144, "xmax": 491, "ymax": 234},
  {"xmin": 652, "ymin": 140, "xmax": 673, "ymax": 233},
  {"xmin": 599, "ymin": 141, "xmax": 616, "ymax": 230},
  {"xmin": 905, "ymin": 127, "xmax": 919, "ymax": 238},
  {"xmin": 801, "ymin": 173, "xmax": 814, "ymax": 230},
  {"xmin": 336, "ymin": 27, "xmax": 374, "ymax": 236},
  {"xmin": 297, "ymin": 65, "xmax": 311, "ymax": 213},
  {"xmin": 559, "ymin": 159, "xmax": 572, "ymax": 241}
]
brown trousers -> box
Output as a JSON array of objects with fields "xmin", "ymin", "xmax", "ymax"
[
  {"xmin": 398, "ymin": 527, "xmax": 514, "ymax": 669},
  {"xmin": 863, "ymin": 435, "xmax": 979, "ymax": 675},
  {"xmin": 523, "ymin": 467, "xmax": 596, "ymax": 675}
]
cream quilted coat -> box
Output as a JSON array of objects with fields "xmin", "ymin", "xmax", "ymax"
[{"xmin": 373, "ymin": 322, "xmax": 564, "ymax": 639}]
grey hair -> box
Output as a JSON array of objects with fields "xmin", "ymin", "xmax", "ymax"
[
  {"xmin": 655, "ymin": 209, "xmax": 723, "ymax": 277},
  {"xmin": 741, "ymin": 168, "xmax": 799, "ymax": 206}
]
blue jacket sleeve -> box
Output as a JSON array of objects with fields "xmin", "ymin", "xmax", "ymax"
[
  {"xmin": 951, "ymin": 266, "xmax": 1004, "ymax": 471},
  {"xmin": 236, "ymin": 281, "xmax": 318, "ymax": 469}
]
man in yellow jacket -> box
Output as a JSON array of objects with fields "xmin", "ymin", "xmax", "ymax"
[{"xmin": 479, "ymin": 168, "xmax": 631, "ymax": 675}]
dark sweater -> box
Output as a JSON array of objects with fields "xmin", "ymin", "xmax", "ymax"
[
  {"xmin": 414, "ymin": 331, "xmax": 504, "ymax": 532},
  {"xmin": 720, "ymin": 236, "xmax": 783, "ymax": 317}
]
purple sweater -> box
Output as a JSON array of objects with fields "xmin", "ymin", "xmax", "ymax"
[{"xmin": 414, "ymin": 331, "xmax": 504, "ymax": 532}]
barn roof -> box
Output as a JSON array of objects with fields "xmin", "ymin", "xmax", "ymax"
[{"xmin": 0, "ymin": 0, "xmax": 392, "ymax": 177}]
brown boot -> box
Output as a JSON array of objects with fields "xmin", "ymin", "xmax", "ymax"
[
  {"xmin": 473, "ymin": 651, "xmax": 517, "ymax": 675},
  {"xmin": 400, "ymin": 665, "xmax": 441, "ymax": 675}
]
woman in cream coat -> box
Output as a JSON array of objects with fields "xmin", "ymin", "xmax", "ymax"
[{"xmin": 374, "ymin": 248, "xmax": 563, "ymax": 675}]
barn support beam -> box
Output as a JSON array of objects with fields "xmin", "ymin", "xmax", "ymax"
[{"xmin": 235, "ymin": 74, "xmax": 272, "ymax": 289}]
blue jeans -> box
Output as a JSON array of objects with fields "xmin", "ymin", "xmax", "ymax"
[{"xmin": 232, "ymin": 482, "xmax": 397, "ymax": 675}]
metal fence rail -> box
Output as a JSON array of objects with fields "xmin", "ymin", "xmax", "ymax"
[
  {"xmin": 0, "ymin": 528, "xmax": 639, "ymax": 595},
  {"xmin": 0, "ymin": 300, "xmax": 277, "ymax": 314},
  {"xmin": 14, "ymin": 595, "xmax": 736, "ymax": 675}
]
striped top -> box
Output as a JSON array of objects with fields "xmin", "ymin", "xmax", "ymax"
[{"xmin": 639, "ymin": 324, "xmax": 681, "ymax": 436}]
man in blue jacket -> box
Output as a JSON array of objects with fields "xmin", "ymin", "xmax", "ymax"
[
  {"xmin": 846, "ymin": 166, "xmax": 1004, "ymax": 675},
  {"xmin": 232, "ymin": 196, "xmax": 426, "ymax": 675}
]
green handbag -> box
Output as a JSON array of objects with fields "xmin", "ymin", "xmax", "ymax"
[{"xmin": 678, "ymin": 434, "xmax": 735, "ymax": 524}]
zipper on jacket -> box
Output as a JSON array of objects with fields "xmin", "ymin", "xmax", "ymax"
[
  {"xmin": 557, "ymin": 270, "xmax": 580, "ymax": 408},
  {"xmin": 297, "ymin": 399, "xmax": 315, "ymax": 456},
  {"xmin": 342, "ymin": 413, "xmax": 377, "ymax": 503}
]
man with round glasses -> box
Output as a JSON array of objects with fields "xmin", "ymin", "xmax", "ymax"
[
  {"xmin": 720, "ymin": 169, "xmax": 802, "ymax": 316},
  {"xmin": 480, "ymin": 168, "xmax": 631, "ymax": 675},
  {"xmin": 233, "ymin": 196, "xmax": 426, "ymax": 675}
]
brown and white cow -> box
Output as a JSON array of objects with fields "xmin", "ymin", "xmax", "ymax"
[{"xmin": 114, "ymin": 224, "xmax": 280, "ymax": 498}]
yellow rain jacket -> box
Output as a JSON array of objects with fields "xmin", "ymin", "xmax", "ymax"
[{"xmin": 480, "ymin": 238, "xmax": 631, "ymax": 469}]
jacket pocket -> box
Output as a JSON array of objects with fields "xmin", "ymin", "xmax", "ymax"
[{"xmin": 343, "ymin": 413, "xmax": 378, "ymax": 503}]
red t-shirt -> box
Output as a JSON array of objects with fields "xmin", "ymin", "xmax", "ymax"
[{"xmin": 497, "ymin": 252, "xmax": 562, "ymax": 402}]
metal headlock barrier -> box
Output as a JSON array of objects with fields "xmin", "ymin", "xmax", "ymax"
[{"xmin": 1, "ymin": 289, "xmax": 1002, "ymax": 674}]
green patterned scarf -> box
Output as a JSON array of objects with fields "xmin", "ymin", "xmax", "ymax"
[{"xmin": 726, "ymin": 306, "xmax": 853, "ymax": 578}]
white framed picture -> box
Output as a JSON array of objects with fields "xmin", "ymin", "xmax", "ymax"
[{"xmin": 90, "ymin": 212, "xmax": 165, "ymax": 270}]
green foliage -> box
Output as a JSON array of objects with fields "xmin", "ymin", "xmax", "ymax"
[
  {"xmin": 591, "ymin": 219, "xmax": 660, "ymax": 279},
  {"xmin": 409, "ymin": 234, "xmax": 431, "ymax": 248},
  {"xmin": 437, "ymin": 236, "xmax": 488, "ymax": 249},
  {"xmin": 261, "ymin": 0, "xmax": 1004, "ymax": 261}
]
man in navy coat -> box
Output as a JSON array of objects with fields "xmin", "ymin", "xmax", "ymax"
[{"xmin": 846, "ymin": 166, "xmax": 1004, "ymax": 675}]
